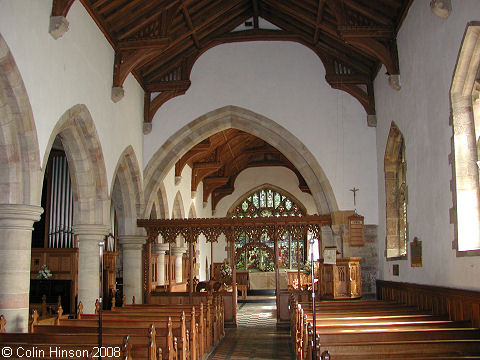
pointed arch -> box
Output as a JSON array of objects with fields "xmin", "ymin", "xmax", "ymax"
[
  {"xmin": 144, "ymin": 106, "xmax": 338, "ymax": 217},
  {"xmin": 111, "ymin": 145, "xmax": 144, "ymax": 236},
  {"xmin": 227, "ymin": 183, "xmax": 307, "ymax": 217},
  {"xmin": 188, "ymin": 203, "xmax": 196, "ymax": 218},
  {"xmin": 172, "ymin": 191, "xmax": 185, "ymax": 219},
  {"xmin": 450, "ymin": 22, "xmax": 480, "ymax": 254},
  {"xmin": 0, "ymin": 33, "xmax": 42, "ymax": 205},
  {"xmin": 45, "ymin": 104, "xmax": 109, "ymax": 226},
  {"xmin": 384, "ymin": 122, "xmax": 408, "ymax": 259}
]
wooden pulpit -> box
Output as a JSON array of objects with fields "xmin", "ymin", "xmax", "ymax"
[{"xmin": 318, "ymin": 257, "xmax": 361, "ymax": 299}]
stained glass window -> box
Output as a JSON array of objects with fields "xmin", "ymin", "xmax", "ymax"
[{"xmin": 231, "ymin": 186, "xmax": 306, "ymax": 270}]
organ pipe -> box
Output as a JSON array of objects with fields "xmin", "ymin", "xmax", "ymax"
[{"xmin": 48, "ymin": 154, "xmax": 74, "ymax": 248}]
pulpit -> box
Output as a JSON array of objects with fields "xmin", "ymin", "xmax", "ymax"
[{"xmin": 318, "ymin": 257, "xmax": 361, "ymax": 299}]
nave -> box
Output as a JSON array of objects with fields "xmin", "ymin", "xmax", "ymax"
[{"xmin": 208, "ymin": 298, "xmax": 294, "ymax": 360}]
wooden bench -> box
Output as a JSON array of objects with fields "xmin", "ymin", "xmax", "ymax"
[
  {"xmin": 0, "ymin": 330, "xmax": 135, "ymax": 360},
  {"xmin": 78, "ymin": 312, "xmax": 200, "ymax": 360},
  {"xmin": 106, "ymin": 304, "xmax": 209, "ymax": 357},
  {"xmin": 31, "ymin": 310, "xmax": 181, "ymax": 360},
  {"xmin": 292, "ymin": 299, "xmax": 480, "ymax": 360}
]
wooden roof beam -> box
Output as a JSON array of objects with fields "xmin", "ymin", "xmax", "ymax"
[
  {"xmin": 313, "ymin": 0, "xmax": 327, "ymax": 44},
  {"xmin": 342, "ymin": 0, "xmax": 393, "ymax": 26},
  {"xmin": 344, "ymin": 37, "xmax": 400, "ymax": 87},
  {"xmin": 252, "ymin": 0, "xmax": 260, "ymax": 29},
  {"xmin": 181, "ymin": 3, "xmax": 201, "ymax": 49},
  {"xmin": 49, "ymin": 0, "xmax": 75, "ymax": 39},
  {"xmin": 145, "ymin": 79, "xmax": 191, "ymax": 92},
  {"xmin": 212, "ymin": 186, "xmax": 234, "ymax": 212},
  {"xmin": 203, "ymin": 177, "xmax": 229, "ymax": 204},
  {"xmin": 191, "ymin": 162, "xmax": 223, "ymax": 193},
  {"xmin": 115, "ymin": 2, "xmax": 178, "ymax": 41},
  {"xmin": 112, "ymin": 38, "xmax": 169, "ymax": 102},
  {"xmin": 103, "ymin": 0, "xmax": 145, "ymax": 24},
  {"xmin": 174, "ymin": 141, "xmax": 212, "ymax": 179}
]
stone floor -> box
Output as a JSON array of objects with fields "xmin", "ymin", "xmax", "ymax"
[{"xmin": 207, "ymin": 300, "xmax": 295, "ymax": 360}]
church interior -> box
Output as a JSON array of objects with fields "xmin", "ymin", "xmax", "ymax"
[{"xmin": 0, "ymin": 0, "xmax": 480, "ymax": 358}]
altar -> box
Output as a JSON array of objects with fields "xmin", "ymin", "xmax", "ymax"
[{"xmin": 247, "ymin": 270, "xmax": 289, "ymax": 290}]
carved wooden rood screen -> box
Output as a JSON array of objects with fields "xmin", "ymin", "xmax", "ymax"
[{"xmin": 137, "ymin": 215, "xmax": 331, "ymax": 318}]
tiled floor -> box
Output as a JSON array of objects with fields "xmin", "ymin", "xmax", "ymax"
[{"xmin": 207, "ymin": 301, "xmax": 295, "ymax": 360}]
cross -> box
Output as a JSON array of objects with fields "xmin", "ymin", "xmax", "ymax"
[{"xmin": 350, "ymin": 187, "xmax": 359, "ymax": 207}]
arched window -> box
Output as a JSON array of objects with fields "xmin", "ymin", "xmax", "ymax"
[
  {"xmin": 450, "ymin": 23, "xmax": 480, "ymax": 255},
  {"xmin": 384, "ymin": 123, "xmax": 408, "ymax": 259},
  {"xmin": 229, "ymin": 186, "xmax": 306, "ymax": 270}
]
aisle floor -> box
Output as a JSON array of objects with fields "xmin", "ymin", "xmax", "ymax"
[{"xmin": 207, "ymin": 301, "xmax": 295, "ymax": 360}]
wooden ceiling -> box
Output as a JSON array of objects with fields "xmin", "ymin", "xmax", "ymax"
[
  {"xmin": 174, "ymin": 129, "xmax": 310, "ymax": 211},
  {"xmin": 53, "ymin": 0, "xmax": 413, "ymax": 128}
]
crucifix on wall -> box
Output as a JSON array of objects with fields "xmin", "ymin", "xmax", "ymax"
[{"xmin": 350, "ymin": 187, "xmax": 359, "ymax": 208}]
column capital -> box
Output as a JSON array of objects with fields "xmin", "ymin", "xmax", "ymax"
[
  {"xmin": 172, "ymin": 245, "xmax": 187, "ymax": 256},
  {"xmin": 73, "ymin": 224, "xmax": 110, "ymax": 236},
  {"xmin": 118, "ymin": 235, "xmax": 147, "ymax": 250},
  {"xmin": 153, "ymin": 243, "xmax": 169, "ymax": 254},
  {"xmin": 0, "ymin": 204, "xmax": 43, "ymax": 228}
]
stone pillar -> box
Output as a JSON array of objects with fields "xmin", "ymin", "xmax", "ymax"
[
  {"xmin": 119, "ymin": 235, "xmax": 146, "ymax": 304},
  {"xmin": 0, "ymin": 204, "xmax": 43, "ymax": 332},
  {"xmin": 172, "ymin": 246, "xmax": 187, "ymax": 283},
  {"xmin": 73, "ymin": 224, "xmax": 110, "ymax": 314},
  {"xmin": 153, "ymin": 243, "xmax": 169, "ymax": 286}
]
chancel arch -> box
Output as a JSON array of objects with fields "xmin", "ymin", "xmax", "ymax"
[
  {"xmin": 384, "ymin": 122, "xmax": 408, "ymax": 259},
  {"xmin": 143, "ymin": 106, "xmax": 338, "ymax": 219}
]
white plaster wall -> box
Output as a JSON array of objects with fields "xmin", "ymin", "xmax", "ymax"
[
  {"xmin": 215, "ymin": 166, "xmax": 317, "ymax": 216},
  {"xmin": 375, "ymin": 0, "xmax": 480, "ymax": 290},
  {"xmin": 162, "ymin": 164, "xmax": 213, "ymax": 220},
  {"xmin": 144, "ymin": 41, "xmax": 378, "ymax": 223},
  {"xmin": 162, "ymin": 164, "xmax": 213, "ymax": 280},
  {"xmin": 0, "ymin": 1, "xmax": 144, "ymax": 190}
]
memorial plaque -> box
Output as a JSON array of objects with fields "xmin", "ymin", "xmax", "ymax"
[
  {"xmin": 410, "ymin": 237, "xmax": 422, "ymax": 267},
  {"xmin": 392, "ymin": 264, "xmax": 399, "ymax": 276}
]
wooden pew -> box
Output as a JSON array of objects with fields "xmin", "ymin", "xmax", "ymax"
[
  {"xmin": 110, "ymin": 303, "xmax": 208, "ymax": 355},
  {"xmin": 111, "ymin": 307, "xmax": 205, "ymax": 358},
  {"xmin": 0, "ymin": 329, "xmax": 134, "ymax": 360},
  {"xmin": 32, "ymin": 314, "xmax": 179, "ymax": 360},
  {"xmin": 293, "ymin": 300, "xmax": 480, "ymax": 360},
  {"xmin": 79, "ymin": 310, "xmax": 199, "ymax": 360},
  {"xmin": 148, "ymin": 292, "xmax": 224, "ymax": 344}
]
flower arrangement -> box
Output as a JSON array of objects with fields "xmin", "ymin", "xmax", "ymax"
[
  {"xmin": 219, "ymin": 262, "xmax": 232, "ymax": 280},
  {"xmin": 302, "ymin": 260, "xmax": 312, "ymax": 274},
  {"xmin": 37, "ymin": 264, "xmax": 52, "ymax": 280}
]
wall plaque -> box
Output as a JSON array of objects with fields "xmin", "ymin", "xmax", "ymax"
[
  {"xmin": 348, "ymin": 214, "xmax": 365, "ymax": 246},
  {"xmin": 392, "ymin": 264, "xmax": 399, "ymax": 276},
  {"xmin": 410, "ymin": 237, "xmax": 422, "ymax": 267}
]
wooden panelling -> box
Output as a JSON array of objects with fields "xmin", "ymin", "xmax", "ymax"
[{"xmin": 377, "ymin": 280, "xmax": 480, "ymax": 328}]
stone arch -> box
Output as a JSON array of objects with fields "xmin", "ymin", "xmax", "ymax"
[
  {"xmin": 188, "ymin": 203, "xmax": 196, "ymax": 218},
  {"xmin": 172, "ymin": 191, "xmax": 185, "ymax": 219},
  {"xmin": 45, "ymin": 104, "xmax": 109, "ymax": 226},
  {"xmin": 450, "ymin": 22, "xmax": 480, "ymax": 254},
  {"xmin": 111, "ymin": 146, "xmax": 144, "ymax": 236},
  {"xmin": 0, "ymin": 33, "xmax": 42, "ymax": 205},
  {"xmin": 384, "ymin": 122, "xmax": 408, "ymax": 259},
  {"xmin": 144, "ymin": 106, "xmax": 338, "ymax": 216}
]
